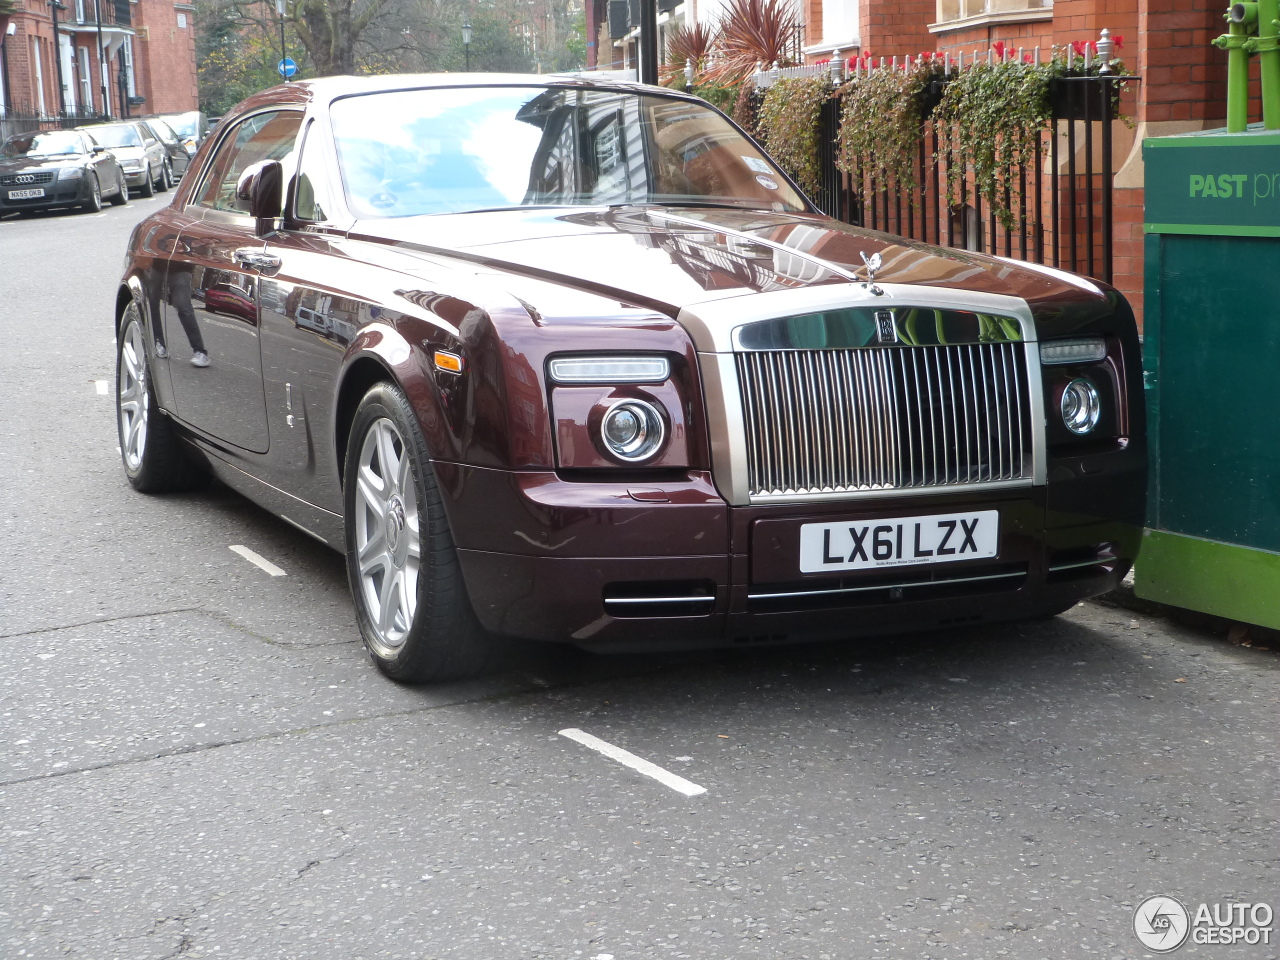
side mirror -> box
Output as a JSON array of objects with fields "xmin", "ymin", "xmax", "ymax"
[
  {"xmin": 235, "ymin": 159, "xmax": 283, "ymax": 234},
  {"xmin": 91, "ymin": 144, "xmax": 105, "ymax": 154}
]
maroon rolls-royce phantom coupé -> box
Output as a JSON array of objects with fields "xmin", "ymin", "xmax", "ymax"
[{"xmin": 115, "ymin": 74, "xmax": 1145, "ymax": 682}]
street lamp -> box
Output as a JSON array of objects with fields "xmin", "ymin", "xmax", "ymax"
[
  {"xmin": 276, "ymin": 0, "xmax": 287, "ymax": 82},
  {"xmin": 48, "ymin": 0, "xmax": 67, "ymax": 116},
  {"xmin": 462, "ymin": 22, "xmax": 472, "ymax": 72}
]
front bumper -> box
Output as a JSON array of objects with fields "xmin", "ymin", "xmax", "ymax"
[
  {"xmin": 121, "ymin": 168, "xmax": 149, "ymax": 187},
  {"xmin": 438, "ymin": 455, "xmax": 1144, "ymax": 650},
  {"xmin": 0, "ymin": 177, "xmax": 93, "ymax": 211}
]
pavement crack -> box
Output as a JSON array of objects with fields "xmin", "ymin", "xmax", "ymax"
[
  {"xmin": 293, "ymin": 850, "xmax": 350, "ymax": 882},
  {"xmin": 0, "ymin": 608, "xmax": 203, "ymax": 640}
]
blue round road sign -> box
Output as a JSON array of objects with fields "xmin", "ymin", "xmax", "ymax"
[{"xmin": 277, "ymin": 57, "xmax": 298, "ymax": 78}]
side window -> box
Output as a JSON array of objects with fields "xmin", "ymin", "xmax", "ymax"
[
  {"xmin": 294, "ymin": 122, "xmax": 332, "ymax": 222},
  {"xmin": 195, "ymin": 110, "xmax": 304, "ymax": 214}
]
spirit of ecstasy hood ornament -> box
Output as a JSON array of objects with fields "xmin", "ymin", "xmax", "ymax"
[{"xmin": 860, "ymin": 251, "xmax": 885, "ymax": 296}]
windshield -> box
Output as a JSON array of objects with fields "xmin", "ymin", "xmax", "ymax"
[
  {"xmin": 164, "ymin": 114, "xmax": 198, "ymax": 138},
  {"xmin": 88, "ymin": 125, "xmax": 142, "ymax": 148},
  {"xmin": 329, "ymin": 86, "xmax": 806, "ymax": 219},
  {"xmin": 1, "ymin": 131, "xmax": 84, "ymax": 158}
]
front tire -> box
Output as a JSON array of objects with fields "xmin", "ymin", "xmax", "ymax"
[
  {"xmin": 81, "ymin": 174, "xmax": 101, "ymax": 213},
  {"xmin": 116, "ymin": 300, "xmax": 206, "ymax": 492},
  {"xmin": 344, "ymin": 382, "xmax": 492, "ymax": 683},
  {"xmin": 157, "ymin": 160, "xmax": 171, "ymax": 192},
  {"xmin": 138, "ymin": 165, "xmax": 154, "ymax": 198}
]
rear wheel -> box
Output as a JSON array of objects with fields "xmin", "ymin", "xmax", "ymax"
[
  {"xmin": 116, "ymin": 300, "xmax": 206, "ymax": 492},
  {"xmin": 81, "ymin": 173, "xmax": 101, "ymax": 213},
  {"xmin": 109, "ymin": 170, "xmax": 128, "ymax": 206},
  {"xmin": 344, "ymin": 382, "xmax": 492, "ymax": 683},
  {"xmin": 138, "ymin": 165, "xmax": 154, "ymax": 198}
]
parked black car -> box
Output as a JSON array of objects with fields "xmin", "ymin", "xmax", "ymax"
[
  {"xmin": 141, "ymin": 117, "xmax": 191, "ymax": 180},
  {"xmin": 78, "ymin": 120, "xmax": 170, "ymax": 196},
  {"xmin": 153, "ymin": 110, "xmax": 211, "ymax": 155},
  {"xmin": 0, "ymin": 129, "xmax": 128, "ymax": 214}
]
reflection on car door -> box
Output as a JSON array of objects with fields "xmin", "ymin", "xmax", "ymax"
[
  {"xmin": 160, "ymin": 109, "xmax": 304, "ymax": 454},
  {"xmin": 161, "ymin": 220, "xmax": 271, "ymax": 452}
]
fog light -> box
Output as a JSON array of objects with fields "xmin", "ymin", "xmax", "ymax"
[
  {"xmin": 1060, "ymin": 378, "xmax": 1101, "ymax": 434},
  {"xmin": 600, "ymin": 400, "xmax": 665, "ymax": 462}
]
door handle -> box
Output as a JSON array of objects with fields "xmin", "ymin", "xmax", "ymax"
[{"xmin": 233, "ymin": 248, "xmax": 282, "ymax": 272}]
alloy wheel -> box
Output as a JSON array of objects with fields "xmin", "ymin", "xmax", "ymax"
[
  {"xmin": 117, "ymin": 316, "xmax": 149, "ymax": 471},
  {"xmin": 353, "ymin": 417, "xmax": 421, "ymax": 656}
]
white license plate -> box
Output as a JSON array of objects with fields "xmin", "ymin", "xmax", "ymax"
[
  {"xmin": 7, "ymin": 188, "xmax": 45, "ymax": 199},
  {"xmin": 799, "ymin": 510, "xmax": 1000, "ymax": 573}
]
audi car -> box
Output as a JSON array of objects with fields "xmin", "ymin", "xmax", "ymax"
[
  {"xmin": 0, "ymin": 129, "xmax": 128, "ymax": 214},
  {"xmin": 114, "ymin": 74, "xmax": 1146, "ymax": 683}
]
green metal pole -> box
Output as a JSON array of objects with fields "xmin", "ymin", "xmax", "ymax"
[
  {"xmin": 1254, "ymin": 0, "xmax": 1280, "ymax": 127},
  {"xmin": 1217, "ymin": 4, "xmax": 1256, "ymax": 133}
]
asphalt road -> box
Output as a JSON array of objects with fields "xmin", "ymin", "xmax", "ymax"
[{"xmin": 1, "ymin": 197, "xmax": 1276, "ymax": 960}]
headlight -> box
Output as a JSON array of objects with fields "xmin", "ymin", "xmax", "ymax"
[
  {"xmin": 120, "ymin": 159, "xmax": 144, "ymax": 171},
  {"xmin": 1060, "ymin": 378, "xmax": 1101, "ymax": 434},
  {"xmin": 58, "ymin": 166, "xmax": 84, "ymax": 180},
  {"xmin": 599, "ymin": 399, "xmax": 665, "ymax": 462},
  {"xmin": 1040, "ymin": 337, "xmax": 1106, "ymax": 365},
  {"xmin": 550, "ymin": 356, "xmax": 670, "ymax": 384}
]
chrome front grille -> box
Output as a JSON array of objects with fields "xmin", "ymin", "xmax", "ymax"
[
  {"xmin": 735, "ymin": 343, "xmax": 1032, "ymax": 499},
  {"xmin": 0, "ymin": 172, "xmax": 55, "ymax": 185}
]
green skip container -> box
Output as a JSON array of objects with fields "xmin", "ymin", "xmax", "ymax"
[{"xmin": 1139, "ymin": 126, "xmax": 1280, "ymax": 629}]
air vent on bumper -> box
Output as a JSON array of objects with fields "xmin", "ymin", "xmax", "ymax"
[{"xmin": 603, "ymin": 581, "xmax": 717, "ymax": 618}]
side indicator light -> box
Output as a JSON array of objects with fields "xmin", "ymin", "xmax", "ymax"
[{"xmin": 433, "ymin": 350, "xmax": 464, "ymax": 374}]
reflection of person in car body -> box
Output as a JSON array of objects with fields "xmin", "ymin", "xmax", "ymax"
[{"xmin": 153, "ymin": 238, "xmax": 210, "ymax": 367}]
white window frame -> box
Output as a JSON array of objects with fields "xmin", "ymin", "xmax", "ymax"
[
  {"xmin": 33, "ymin": 39, "xmax": 47, "ymax": 116},
  {"xmin": 78, "ymin": 46, "xmax": 93, "ymax": 109}
]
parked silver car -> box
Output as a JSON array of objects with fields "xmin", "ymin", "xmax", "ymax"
[{"xmin": 77, "ymin": 121, "xmax": 170, "ymax": 196}]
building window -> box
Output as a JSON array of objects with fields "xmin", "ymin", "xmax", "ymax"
[
  {"xmin": 79, "ymin": 46, "xmax": 92, "ymax": 109},
  {"xmin": 75, "ymin": 0, "xmax": 85, "ymax": 22},
  {"xmin": 32, "ymin": 38, "xmax": 47, "ymax": 115},
  {"xmin": 123, "ymin": 35, "xmax": 136, "ymax": 97},
  {"xmin": 935, "ymin": 0, "xmax": 1051, "ymax": 25}
]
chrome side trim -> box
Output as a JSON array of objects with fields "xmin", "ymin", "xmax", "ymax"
[
  {"xmin": 748, "ymin": 568, "xmax": 1027, "ymax": 601},
  {"xmin": 604, "ymin": 596, "xmax": 714, "ymax": 605},
  {"xmin": 1047, "ymin": 557, "xmax": 1112, "ymax": 572}
]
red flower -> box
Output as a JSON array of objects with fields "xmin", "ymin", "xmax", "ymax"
[
  {"xmin": 1023, "ymin": 53, "xmax": 1034, "ymax": 63},
  {"xmin": 1071, "ymin": 39, "xmax": 1087, "ymax": 57},
  {"xmin": 1112, "ymin": 34, "xmax": 1124, "ymax": 51},
  {"xmin": 992, "ymin": 40, "xmax": 1006, "ymax": 58}
]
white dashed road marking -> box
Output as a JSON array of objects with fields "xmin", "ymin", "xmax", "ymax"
[
  {"xmin": 559, "ymin": 728, "xmax": 707, "ymax": 797},
  {"xmin": 93, "ymin": 380, "xmax": 109, "ymax": 395},
  {"xmin": 228, "ymin": 545, "xmax": 287, "ymax": 577}
]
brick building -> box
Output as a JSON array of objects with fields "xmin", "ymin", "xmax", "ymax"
[{"xmin": 0, "ymin": 0, "xmax": 197, "ymax": 121}]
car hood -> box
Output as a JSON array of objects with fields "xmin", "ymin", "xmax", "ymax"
[
  {"xmin": 105, "ymin": 146, "xmax": 145, "ymax": 160},
  {"xmin": 351, "ymin": 206, "xmax": 1119, "ymax": 330},
  {"xmin": 0, "ymin": 155, "xmax": 84, "ymax": 173}
]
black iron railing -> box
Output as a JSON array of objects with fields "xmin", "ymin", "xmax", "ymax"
[{"xmin": 807, "ymin": 74, "xmax": 1126, "ymax": 285}]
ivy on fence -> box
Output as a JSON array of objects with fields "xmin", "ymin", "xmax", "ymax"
[{"xmin": 756, "ymin": 76, "xmax": 829, "ymax": 194}]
